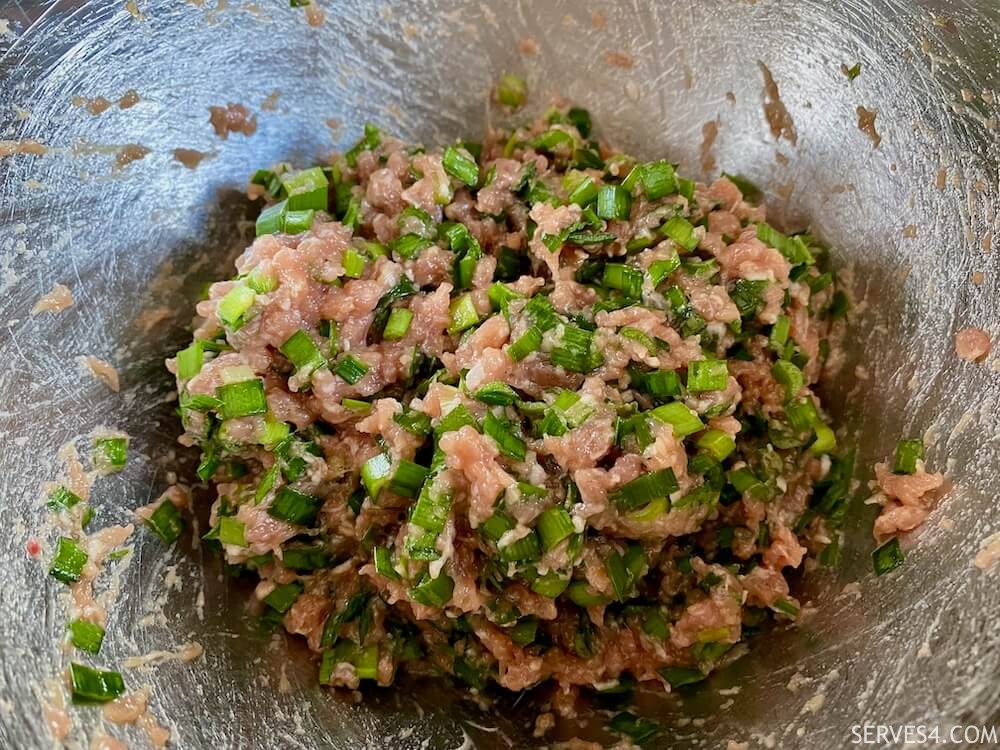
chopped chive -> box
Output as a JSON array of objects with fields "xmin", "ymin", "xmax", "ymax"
[
  {"xmin": 382, "ymin": 308, "xmax": 413, "ymax": 341},
  {"xmin": 596, "ymin": 185, "xmax": 631, "ymax": 220},
  {"xmin": 47, "ymin": 486, "xmax": 83, "ymax": 513},
  {"xmin": 217, "ymin": 516, "xmax": 247, "ymax": 547},
  {"xmin": 640, "ymin": 160, "xmax": 677, "ymax": 200},
  {"xmin": 68, "ymin": 619, "xmax": 105, "ymax": 654},
  {"xmin": 567, "ymin": 175, "xmax": 598, "ymax": 206},
  {"xmin": 648, "ymin": 251, "xmax": 681, "ymax": 287},
  {"xmin": 373, "ymin": 546, "xmax": 400, "ymax": 581},
  {"xmin": 609, "ymin": 468, "xmax": 679, "ymax": 511},
  {"xmin": 659, "ymin": 666, "xmax": 706, "ymax": 688},
  {"xmin": 410, "ymin": 572, "xmax": 454, "ymax": 607},
  {"xmin": 661, "ymin": 216, "xmax": 699, "ymax": 252},
  {"xmin": 342, "ymin": 248, "xmax": 367, "ymax": 279},
  {"xmin": 567, "ymin": 580, "xmax": 610, "ymax": 607},
  {"xmin": 264, "ymin": 581, "xmax": 303, "ymax": 614},
  {"xmin": 507, "ymin": 326, "xmax": 542, "ymax": 361},
  {"xmin": 280, "ymin": 330, "xmax": 326, "ymax": 379},
  {"xmin": 567, "ymin": 230, "xmax": 616, "ymax": 245},
  {"xmin": 687, "ymin": 359, "xmax": 729, "ymax": 393},
  {"xmin": 282, "ymin": 166, "xmax": 328, "ymax": 211},
  {"xmin": 369, "ymin": 275, "xmax": 417, "ymax": 342},
  {"xmin": 508, "ymin": 617, "xmax": 539, "ymax": 645},
  {"xmin": 255, "ymin": 200, "xmax": 287, "ymax": 236},
  {"xmin": 602, "ymin": 263, "xmax": 643, "ymax": 298},
  {"xmin": 361, "ymin": 452, "xmax": 393, "ymax": 500},
  {"xmin": 769, "ymin": 314, "xmax": 791, "ymax": 351},
  {"xmin": 281, "ymin": 544, "xmax": 331, "ymax": 571},
  {"xmin": 892, "ymin": 438, "xmax": 924, "ymax": 475},
  {"xmin": 447, "ymin": 293, "xmax": 480, "ymax": 335},
  {"xmin": 388, "ymin": 460, "xmax": 430, "ymax": 499},
  {"xmin": 442, "ymin": 146, "xmax": 480, "ymax": 187},
  {"xmin": 473, "ymin": 381, "xmax": 518, "ymax": 406},
  {"xmin": 480, "ymin": 511, "xmax": 514, "ymax": 542},
  {"xmin": 756, "ymin": 223, "xmax": 814, "ymax": 265},
  {"xmin": 536, "ymin": 507, "xmax": 575, "ymax": 551},
  {"xmin": 333, "ymin": 354, "xmax": 369, "ymax": 385},
  {"xmin": 92, "ymin": 437, "xmax": 127, "ymax": 474},
  {"xmin": 344, "ymin": 122, "xmax": 382, "ymax": 168},
  {"xmin": 176, "ymin": 340, "xmax": 205, "ymax": 380},
  {"xmin": 531, "ymin": 572, "xmax": 570, "ymax": 598},
  {"xmin": 524, "ymin": 295, "xmax": 560, "ymax": 331},
  {"xmin": 216, "ymin": 378, "xmax": 268, "ymax": 419},
  {"xmin": 873, "ymin": 537, "xmax": 904, "ymax": 576},
  {"xmin": 532, "ymin": 128, "xmax": 575, "ymax": 153},
  {"xmin": 69, "ymin": 663, "xmax": 124, "ymax": 704},
  {"xmin": 809, "ymin": 423, "xmax": 837, "ymax": 454},
  {"xmin": 483, "ymin": 411, "xmax": 527, "ymax": 461},
  {"xmin": 497, "ymin": 73, "xmax": 527, "ymax": 109},
  {"xmin": 436, "ymin": 403, "xmax": 480, "ymax": 435},
  {"xmin": 393, "ymin": 408, "xmax": 432, "ymax": 437},
  {"xmin": 619, "ymin": 327, "xmax": 658, "ymax": 354},
  {"xmin": 283, "ymin": 208, "xmax": 315, "ymax": 235},
  {"xmin": 146, "ymin": 499, "xmax": 184, "ymax": 544},
  {"xmin": 696, "ymin": 429, "xmax": 737, "ymax": 461},
  {"xmin": 845, "ymin": 62, "xmax": 862, "ymax": 81},
  {"xmin": 267, "ymin": 486, "xmax": 323, "ymax": 526},
  {"xmin": 246, "ymin": 267, "xmax": 277, "ymax": 294},
  {"xmin": 499, "ymin": 531, "xmax": 540, "ymax": 563},
  {"xmin": 771, "ymin": 360, "xmax": 804, "ymax": 402},
  {"xmin": 550, "ymin": 325, "xmax": 600, "ymax": 373},
  {"xmin": 389, "ymin": 234, "xmax": 433, "ymax": 259},
  {"xmin": 217, "ymin": 285, "xmax": 256, "ymax": 328},
  {"xmin": 772, "ymin": 597, "xmax": 800, "ymax": 617},
  {"xmin": 649, "ymin": 401, "xmax": 704, "ymax": 438},
  {"xmin": 342, "ymin": 398, "xmax": 371, "ymax": 413}
]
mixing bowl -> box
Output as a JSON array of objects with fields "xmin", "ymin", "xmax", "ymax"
[{"xmin": 2, "ymin": 0, "xmax": 998, "ymax": 747}]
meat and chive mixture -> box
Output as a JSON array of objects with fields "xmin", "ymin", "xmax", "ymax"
[{"xmin": 167, "ymin": 103, "xmax": 853, "ymax": 697}]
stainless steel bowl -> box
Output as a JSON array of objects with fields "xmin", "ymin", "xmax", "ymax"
[{"xmin": 2, "ymin": 1, "xmax": 998, "ymax": 747}]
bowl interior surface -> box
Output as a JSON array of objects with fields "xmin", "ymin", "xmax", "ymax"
[{"xmin": 1, "ymin": 1, "xmax": 998, "ymax": 747}]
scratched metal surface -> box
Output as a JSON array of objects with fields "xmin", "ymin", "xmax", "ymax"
[{"xmin": 0, "ymin": 0, "xmax": 998, "ymax": 748}]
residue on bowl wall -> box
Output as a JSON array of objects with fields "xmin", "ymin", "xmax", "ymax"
[
  {"xmin": 975, "ymin": 532, "xmax": 1000, "ymax": 573},
  {"xmin": 0, "ymin": 139, "xmax": 47, "ymax": 158},
  {"xmin": 758, "ymin": 62, "xmax": 797, "ymax": 144},
  {"xmin": 114, "ymin": 144, "xmax": 151, "ymax": 170},
  {"xmin": 78, "ymin": 355, "xmax": 121, "ymax": 392},
  {"xmin": 700, "ymin": 119, "xmax": 720, "ymax": 173},
  {"xmin": 260, "ymin": 90, "xmax": 281, "ymax": 112},
  {"xmin": 518, "ymin": 37, "xmax": 539, "ymax": 55},
  {"xmin": 856, "ymin": 106, "xmax": 881, "ymax": 147},
  {"xmin": 603, "ymin": 50, "xmax": 634, "ymax": 69},
  {"xmin": 954, "ymin": 327, "xmax": 991, "ymax": 362},
  {"xmin": 31, "ymin": 283, "xmax": 74, "ymax": 315},
  {"xmin": 103, "ymin": 686, "xmax": 171, "ymax": 748},
  {"xmin": 172, "ymin": 149, "xmax": 211, "ymax": 169},
  {"xmin": 72, "ymin": 95, "xmax": 113, "ymax": 115},
  {"xmin": 208, "ymin": 103, "xmax": 257, "ymax": 139}
]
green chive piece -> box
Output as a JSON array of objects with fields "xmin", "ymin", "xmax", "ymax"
[
  {"xmin": 388, "ymin": 460, "xmax": 430, "ymax": 499},
  {"xmin": 264, "ymin": 581, "xmax": 304, "ymax": 614},
  {"xmin": 361, "ymin": 452, "xmax": 393, "ymax": 500},
  {"xmin": 442, "ymin": 146, "xmax": 480, "ymax": 187},
  {"xmin": 531, "ymin": 572, "xmax": 570, "ymax": 598},
  {"xmin": 602, "ymin": 263, "xmax": 643, "ymax": 298},
  {"xmin": 382, "ymin": 308, "xmax": 413, "ymax": 341},
  {"xmin": 176, "ymin": 340, "xmax": 205, "ymax": 380},
  {"xmin": 282, "ymin": 166, "xmax": 328, "ymax": 211},
  {"xmin": 373, "ymin": 546, "xmax": 401, "ymax": 581},
  {"xmin": 217, "ymin": 516, "xmax": 248, "ymax": 547},
  {"xmin": 217, "ymin": 285, "xmax": 257, "ymax": 329},
  {"xmin": 344, "ymin": 122, "xmax": 382, "ymax": 168},
  {"xmin": 809, "ymin": 423, "xmax": 837, "ymax": 454},
  {"xmin": 69, "ymin": 663, "xmax": 125, "ymax": 704},
  {"xmin": 648, "ymin": 251, "xmax": 681, "ymax": 287},
  {"xmin": 659, "ymin": 666, "xmax": 706, "ymax": 688},
  {"xmin": 696, "ymin": 429, "xmax": 737, "ymax": 461},
  {"xmin": 507, "ymin": 326, "xmax": 542, "ymax": 361},
  {"xmin": 497, "ymin": 73, "xmax": 527, "ymax": 109},
  {"xmin": 47, "ymin": 486, "xmax": 83, "ymax": 513},
  {"xmin": 282, "ymin": 544, "xmax": 331, "ymax": 571},
  {"xmin": 610, "ymin": 468, "xmax": 679, "ymax": 512},
  {"xmin": 267, "ymin": 486, "xmax": 323, "ymax": 526},
  {"xmin": 500, "ymin": 531, "xmax": 540, "ymax": 563},
  {"xmin": 483, "ymin": 411, "xmax": 527, "ymax": 461},
  {"xmin": 649, "ymin": 401, "xmax": 704, "ymax": 438},
  {"xmin": 769, "ymin": 314, "xmax": 791, "ymax": 351},
  {"xmin": 255, "ymin": 200, "xmax": 288, "ymax": 236},
  {"xmin": 596, "ymin": 185, "xmax": 631, "ymax": 221},
  {"xmin": 771, "ymin": 360, "xmax": 804, "ymax": 402},
  {"xmin": 756, "ymin": 223, "xmax": 814, "ymax": 265},
  {"xmin": 216, "ymin": 378, "xmax": 267, "ymax": 419},
  {"xmin": 410, "ymin": 572, "xmax": 454, "ymax": 607},
  {"xmin": 93, "ymin": 438, "xmax": 127, "ymax": 474},
  {"xmin": 662, "ymin": 216, "xmax": 699, "ymax": 252},
  {"xmin": 893, "ymin": 438, "xmax": 924, "ymax": 475},
  {"xmin": 146, "ymin": 499, "xmax": 184, "ymax": 544},
  {"xmin": 687, "ymin": 359, "xmax": 729, "ymax": 393},
  {"xmin": 567, "ymin": 175, "xmax": 598, "ymax": 206},
  {"xmin": 640, "ymin": 160, "xmax": 677, "ymax": 200},
  {"xmin": 537, "ymin": 507, "xmax": 575, "ymax": 551},
  {"xmin": 284, "ymin": 208, "xmax": 315, "ymax": 235},
  {"xmin": 280, "ymin": 330, "xmax": 326, "ymax": 379},
  {"xmin": 845, "ymin": 62, "xmax": 862, "ymax": 81},
  {"xmin": 341, "ymin": 248, "xmax": 367, "ymax": 279},
  {"xmin": 68, "ymin": 619, "xmax": 105, "ymax": 654},
  {"xmin": 447, "ymin": 293, "xmax": 480, "ymax": 335},
  {"xmin": 393, "ymin": 408, "xmax": 432, "ymax": 437},
  {"xmin": 333, "ymin": 354, "xmax": 369, "ymax": 385},
  {"xmin": 567, "ymin": 580, "xmax": 610, "ymax": 607},
  {"xmin": 873, "ymin": 537, "xmax": 904, "ymax": 576}
]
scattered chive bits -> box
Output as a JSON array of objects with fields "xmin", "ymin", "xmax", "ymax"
[
  {"xmin": 68, "ymin": 663, "xmax": 125, "ymax": 704},
  {"xmin": 93, "ymin": 437, "xmax": 127, "ymax": 474},
  {"xmin": 170, "ymin": 101, "xmax": 856, "ymax": 704}
]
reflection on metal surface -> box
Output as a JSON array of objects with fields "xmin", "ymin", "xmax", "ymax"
[{"xmin": 0, "ymin": 0, "xmax": 998, "ymax": 747}]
